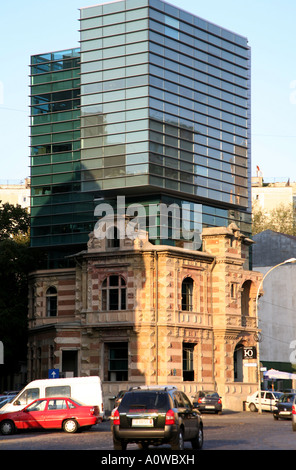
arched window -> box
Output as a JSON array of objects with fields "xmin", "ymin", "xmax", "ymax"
[
  {"xmin": 182, "ymin": 277, "xmax": 194, "ymax": 311},
  {"xmin": 241, "ymin": 280, "xmax": 255, "ymax": 326},
  {"xmin": 46, "ymin": 286, "xmax": 57, "ymax": 317},
  {"xmin": 234, "ymin": 343, "xmax": 244, "ymax": 382},
  {"xmin": 241, "ymin": 280, "xmax": 252, "ymax": 316},
  {"xmin": 102, "ymin": 275, "xmax": 126, "ymax": 311}
]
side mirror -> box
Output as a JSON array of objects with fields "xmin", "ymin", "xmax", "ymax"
[{"xmin": 14, "ymin": 400, "xmax": 21, "ymax": 406}]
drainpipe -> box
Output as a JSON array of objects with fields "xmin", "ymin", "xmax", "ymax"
[
  {"xmin": 210, "ymin": 258, "xmax": 216, "ymax": 386},
  {"xmin": 154, "ymin": 250, "xmax": 159, "ymax": 385}
]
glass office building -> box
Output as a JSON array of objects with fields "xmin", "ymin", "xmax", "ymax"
[
  {"xmin": 30, "ymin": 48, "xmax": 92, "ymax": 265},
  {"xmin": 30, "ymin": 0, "xmax": 251, "ymax": 266}
]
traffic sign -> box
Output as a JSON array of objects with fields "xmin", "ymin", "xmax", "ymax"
[{"xmin": 48, "ymin": 368, "xmax": 59, "ymax": 379}]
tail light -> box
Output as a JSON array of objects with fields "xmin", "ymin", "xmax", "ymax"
[
  {"xmin": 112, "ymin": 408, "xmax": 120, "ymax": 425},
  {"xmin": 198, "ymin": 398, "xmax": 203, "ymax": 403},
  {"xmin": 218, "ymin": 399, "xmax": 222, "ymax": 404},
  {"xmin": 292, "ymin": 405, "xmax": 296, "ymax": 415},
  {"xmin": 165, "ymin": 409, "xmax": 175, "ymax": 425},
  {"xmin": 91, "ymin": 405, "xmax": 100, "ymax": 415}
]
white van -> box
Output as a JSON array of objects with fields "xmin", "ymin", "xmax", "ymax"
[{"xmin": 0, "ymin": 376, "xmax": 104, "ymax": 420}]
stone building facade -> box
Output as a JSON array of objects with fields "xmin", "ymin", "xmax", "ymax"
[{"xmin": 28, "ymin": 222, "xmax": 262, "ymax": 411}]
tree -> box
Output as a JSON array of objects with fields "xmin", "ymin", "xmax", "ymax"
[
  {"xmin": 252, "ymin": 201, "xmax": 296, "ymax": 236},
  {"xmin": 0, "ymin": 201, "xmax": 30, "ymax": 241},
  {"xmin": 0, "ymin": 203, "xmax": 38, "ymax": 388}
]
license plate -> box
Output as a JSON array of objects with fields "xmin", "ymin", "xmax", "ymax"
[
  {"xmin": 280, "ymin": 411, "xmax": 290, "ymax": 415},
  {"xmin": 206, "ymin": 405, "xmax": 215, "ymax": 409},
  {"xmin": 132, "ymin": 418, "xmax": 154, "ymax": 427}
]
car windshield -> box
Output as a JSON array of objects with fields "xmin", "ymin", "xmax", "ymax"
[
  {"xmin": 197, "ymin": 391, "xmax": 218, "ymax": 398},
  {"xmin": 119, "ymin": 392, "xmax": 169, "ymax": 412},
  {"xmin": 279, "ymin": 394, "xmax": 294, "ymax": 403},
  {"xmin": 273, "ymin": 392, "xmax": 283, "ymax": 398}
]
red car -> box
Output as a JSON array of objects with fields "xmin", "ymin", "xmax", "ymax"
[{"xmin": 0, "ymin": 397, "xmax": 100, "ymax": 435}]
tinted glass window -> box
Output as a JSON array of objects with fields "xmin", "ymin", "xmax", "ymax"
[
  {"xmin": 204, "ymin": 391, "xmax": 219, "ymax": 398},
  {"xmin": 173, "ymin": 391, "xmax": 184, "ymax": 407},
  {"xmin": 181, "ymin": 392, "xmax": 192, "ymax": 409},
  {"xmin": 120, "ymin": 392, "xmax": 169, "ymax": 411},
  {"xmin": 280, "ymin": 394, "xmax": 294, "ymax": 403},
  {"xmin": 48, "ymin": 399, "xmax": 67, "ymax": 410}
]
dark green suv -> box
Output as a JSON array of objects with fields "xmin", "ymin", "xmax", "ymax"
[{"xmin": 111, "ymin": 386, "xmax": 203, "ymax": 450}]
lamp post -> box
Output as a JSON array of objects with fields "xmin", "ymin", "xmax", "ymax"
[{"xmin": 255, "ymin": 258, "xmax": 296, "ymax": 414}]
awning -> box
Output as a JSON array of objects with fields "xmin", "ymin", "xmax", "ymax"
[{"xmin": 263, "ymin": 368, "xmax": 296, "ymax": 380}]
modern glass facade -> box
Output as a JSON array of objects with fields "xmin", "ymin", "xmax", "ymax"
[
  {"xmin": 30, "ymin": 0, "xmax": 251, "ymax": 266},
  {"xmin": 30, "ymin": 48, "xmax": 95, "ymax": 264}
]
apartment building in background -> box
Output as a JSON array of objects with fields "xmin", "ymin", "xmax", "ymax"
[
  {"xmin": 252, "ymin": 175, "xmax": 296, "ymax": 215},
  {"xmin": 0, "ymin": 178, "xmax": 30, "ymax": 210}
]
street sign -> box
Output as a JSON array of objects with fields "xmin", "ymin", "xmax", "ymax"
[
  {"xmin": 48, "ymin": 368, "xmax": 59, "ymax": 379},
  {"xmin": 243, "ymin": 346, "xmax": 257, "ymax": 359}
]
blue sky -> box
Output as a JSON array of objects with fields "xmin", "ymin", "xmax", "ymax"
[{"xmin": 1, "ymin": 0, "xmax": 295, "ymax": 182}]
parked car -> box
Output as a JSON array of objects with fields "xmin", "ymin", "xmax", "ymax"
[
  {"xmin": 0, "ymin": 391, "xmax": 19, "ymax": 397},
  {"xmin": 192, "ymin": 390, "xmax": 222, "ymax": 414},
  {"xmin": 1, "ymin": 377, "xmax": 104, "ymax": 421},
  {"xmin": 291, "ymin": 396, "xmax": 296, "ymax": 431},
  {"xmin": 0, "ymin": 397, "xmax": 100, "ymax": 435},
  {"xmin": 111, "ymin": 385, "xmax": 203, "ymax": 450},
  {"xmin": 273, "ymin": 393, "xmax": 295, "ymax": 420},
  {"xmin": 0, "ymin": 396, "xmax": 17, "ymax": 409},
  {"xmin": 246, "ymin": 390, "xmax": 283, "ymax": 412}
]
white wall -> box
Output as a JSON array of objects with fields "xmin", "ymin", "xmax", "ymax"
[{"xmin": 257, "ymin": 264, "xmax": 296, "ymax": 364}]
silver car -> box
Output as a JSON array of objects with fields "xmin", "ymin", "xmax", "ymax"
[{"xmin": 246, "ymin": 390, "xmax": 283, "ymax": 412}]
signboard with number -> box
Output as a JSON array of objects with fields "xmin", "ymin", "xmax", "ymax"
[{"xmin": 243, "ymin": 347, "xmax": 257, "ymax": 359}]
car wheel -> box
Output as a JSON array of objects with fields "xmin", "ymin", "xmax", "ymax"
[
  {"xmin": 113, "ymin": 438, "xmax": 127, "ymax": 450},
  {"xmin": 63, "ymin": 418, "xmax": 78, "ymax": 433},
  {"xmin": 171, "ymin": 429, "xmax": 184, "ymax": 450},
  {"xmin": 191, "ymin": 426, "xmax": 203, "ymax": 450},
  {"xmin": 249, "ymin": 403, "xmax": 257, "ymax": 412},
  {"xmin": 0, "ymin": 420, "xmax": 15, "ymax": 435},
  {"xmin": 273, "ymin": 414, "xmax": 279, "ymax": 420}
]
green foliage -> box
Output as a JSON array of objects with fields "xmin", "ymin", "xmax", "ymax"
[
  {"xmin": 0, "ymin": 203, "xmax": 38, "ymax": 378},
  {"xmin": 0, "ymin": 201, "xmax": 30, "ymax": 241},
  {"xmin": 252, "ymin": 201, "xmax": 296, "ymax": 236}
]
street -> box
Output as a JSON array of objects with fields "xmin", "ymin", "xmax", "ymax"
[{"xmin": 0, "ymin": 411, "xmax": 295, "ymax": 452}]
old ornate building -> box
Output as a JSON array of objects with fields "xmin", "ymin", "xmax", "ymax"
[{"xmin": 28, "ymin": 221, "xmax": 262, "ymax": 411}]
